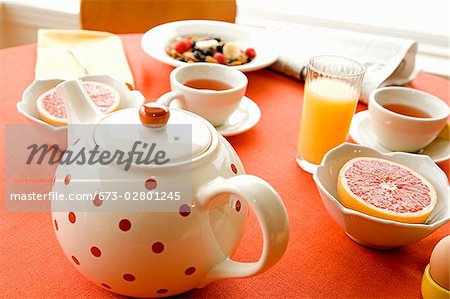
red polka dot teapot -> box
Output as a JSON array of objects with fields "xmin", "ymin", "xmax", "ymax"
[{"xmin": 51, "ymin": 80, "xmax": 289, "ymax": 297}]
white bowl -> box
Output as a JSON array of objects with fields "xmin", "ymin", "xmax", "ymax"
[
  {"xmin": 141, "ymin": 20, "xmax": 279, "ymax": 72},
  {"xmin": 16, "ymin": 75, "xmax": 145, "ymax": 148},
  {"xmin": 313, "ymin": 142, "xmax": 449, "ymax": 249}
]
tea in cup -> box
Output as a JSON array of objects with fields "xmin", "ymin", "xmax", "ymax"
[
  {"xmin": 157, "ymin": 63, "xmax": 247, "ymax": 126},
  {"xmin": 369, "ymin": 87, "xmax": 449, "ymax": 152}
]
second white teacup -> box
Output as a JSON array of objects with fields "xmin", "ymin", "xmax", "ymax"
[
  {"xmin": 157, "ymin": 63, "xmax": 247, "ymax": 126},
  {"xmin": 369, "ymin": 87, "xmax": 449, "ymax": 152}
]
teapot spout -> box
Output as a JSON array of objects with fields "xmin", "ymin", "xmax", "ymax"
[{"xmin": 56, "ymin": 80, "xmax": 103, "ymax": 125}]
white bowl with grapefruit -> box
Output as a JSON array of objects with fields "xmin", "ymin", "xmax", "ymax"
[
  {"xmin": 313, "ymin": 143, "xmax": 449, "ymax": 249},
  {"xmin": 17, "ymin": 75, "xmax": 145, "ymax": 147}
]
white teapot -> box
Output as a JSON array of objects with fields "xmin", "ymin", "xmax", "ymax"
[{"xmin": 51, "ymin": 80, "xmax": 289, "ymax": 298}]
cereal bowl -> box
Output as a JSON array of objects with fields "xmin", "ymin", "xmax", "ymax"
[
  {"xmin": 141, "ymin": 20, "xmax": 278, "ymax": 72},
  {"xmin": 313, "ymin": 142, "xmax": 449, "ymax": 249}
]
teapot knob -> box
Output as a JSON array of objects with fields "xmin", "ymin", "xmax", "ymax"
[{"xmin": 139, "ymin": 102, "xmax": 170, "ymax": 128}]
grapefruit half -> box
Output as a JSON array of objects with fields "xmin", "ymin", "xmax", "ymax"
[
  {"xmin": 337, "ymin": 157, "xmax": 437, "ymax": 224},
  {"xmin": 36, "ymin": 81, "xmax": 120, "ymax": 126}
]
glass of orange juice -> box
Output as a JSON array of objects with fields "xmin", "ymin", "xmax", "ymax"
[{"xmin": 297, "ymin": 55, "xmax": 365, "ymax": 173}]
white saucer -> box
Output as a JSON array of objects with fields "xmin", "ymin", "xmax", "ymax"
[
  {"xmin": 216, "ymin": 96, "xmax": 261, "ymax": 137},
  {"xmin": 349, "ymin": 110, "xmax": 450, "ymax": 163}
]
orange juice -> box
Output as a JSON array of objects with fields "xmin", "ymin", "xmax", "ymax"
[{"xmin": 298, "ymin": 78, "xmax": 358, "ymax": 165}]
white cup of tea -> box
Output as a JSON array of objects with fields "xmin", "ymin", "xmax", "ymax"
[
  {"xmin": 156, "ymin": 63, "xmax": 247, "ymax": 126},
  {"xmin": 369, "ymin": 87, "xmax": 449, "ymax": 152}
]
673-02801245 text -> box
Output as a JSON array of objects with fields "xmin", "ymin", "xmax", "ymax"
[{"xmin": 9, "ymin": 191, "xmax": 182, "ymax": 201}]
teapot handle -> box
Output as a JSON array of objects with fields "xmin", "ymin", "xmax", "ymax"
[{"xmin": 197, "ymin": 175, "xmax": 289, "ymax": 286}]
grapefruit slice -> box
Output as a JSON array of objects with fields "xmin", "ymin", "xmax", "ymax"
[
  {"xmin": 337, "ymin": 157, "xmax": 437, "ymax": 224},
  {"xmin": 36, "ymin": 81, "xmax": 120, "ymax": 126}
]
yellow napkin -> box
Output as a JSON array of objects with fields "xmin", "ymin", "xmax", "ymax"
[{"xmin": 35, "ymin": 29, "xmax": 134, "ymax": 87}]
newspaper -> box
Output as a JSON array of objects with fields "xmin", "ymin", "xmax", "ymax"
[{"xmin": 269, "ymin": 24, "xmax": 419, "ymax": 104}]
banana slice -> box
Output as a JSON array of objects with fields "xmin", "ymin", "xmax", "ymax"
[
  {"xmin": 223, "ymin": 42, "xmax": 241, "ymax": 59},
  {"xmin": 195, "ymin": 39, "xmax": 219, "ymax": 50}
]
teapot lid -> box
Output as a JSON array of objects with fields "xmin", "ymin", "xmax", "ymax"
[{"xmin": 93, "ymin": 104, "xmax": 212, "ymax": 165}]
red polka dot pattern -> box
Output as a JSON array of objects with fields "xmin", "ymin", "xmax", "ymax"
[
  {"xmin": 123, "ymin": 274, "xmax": 135, "ymax": 282},
  {"xmin": 157, "ymin": 289, "xmax": 168, "ymax": 294},
  {"xmin": 119, "ymin": 219, "xmax": 131, "ymax": 232},
  {"xmin": 231, "ymin": 163, "xmax": 238, "ymax": 174},
  {"xmin": 145, "ymin": 179, "xmax": 157, "ymax": 190},
  {"xmin": 54, "ymin": 219, "xmax": 58, "ymax": 231},
  {"xmin": 90, "ymin": 246, "xmax": 101, "ymax": 257},
  {"xmin": 185, "ymin": 267, "xmax": 196, "ymax": 276},
  {"xmin": 179, "ymin": 204, "xmax": 191, "ymax": 217},
  {"xmin": 64, "ymin": 174, "xmax": 71, "ymax": 185},
  {"xmin": 68, "ymin": 212, "xmax": 76, "ymax": 223},
  {"xmin": 101, "ymin": 283, "xmax": 111, "ymax": 289},
  {"xmin": 151, "ymin": 242, "xmax": 164, "ymax": 254},
  {"xmin": 236, "ymin": 200, "xmax": 241, "ymax": 212},
  {"xmin": 93, "ymin": 195, "xmax": 103, "ymax": 207},
  {"xmin": 71, "ymin": 256, "xmax": 79, "ymax": 265}
]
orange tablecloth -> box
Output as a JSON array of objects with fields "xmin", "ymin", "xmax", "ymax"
[{"xmin": 0, "ymin": 34, "xmax": 449, "ymax": 298}]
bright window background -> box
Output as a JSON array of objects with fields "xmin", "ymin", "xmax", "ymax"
[
  {"xmin": 5, "ymin": 0, "xmax": 80, "ymax": 13},
  {"xmin": 1, "ymin": 0, "xmax": 449, "ymax": 75},
  {"xmin": 237, "ymin": 0, "xmax": 449, "ymax": 38}
]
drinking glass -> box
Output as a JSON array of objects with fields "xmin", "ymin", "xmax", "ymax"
[{"xmin": 297, "ymin": 55, "xmax": 365, "ymax": 173}]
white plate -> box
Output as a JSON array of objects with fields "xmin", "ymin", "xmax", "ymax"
[
  {"xmin": 141, "ymin": 20, "xmax": 278, "ymax": 72},
  {"xmin": 349, "ymin": 110, "xmax": 450, "ymax": 163},
  {"xmin": 216, "ymin": 96, "xmax": 261, "ymax": 136}
]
